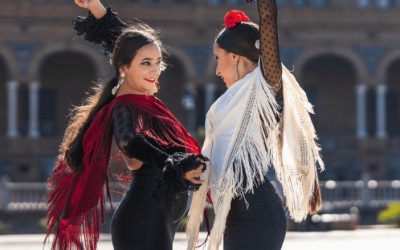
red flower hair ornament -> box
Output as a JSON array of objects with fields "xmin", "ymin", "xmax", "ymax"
[{"xmin": 224, "ymin": 10, "xmax": 251, "ymax": 29}]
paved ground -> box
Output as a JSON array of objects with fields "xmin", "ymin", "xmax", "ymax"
[{"xmin": 0, "ymin": 227, "xmax": 398, "ymax": 250}]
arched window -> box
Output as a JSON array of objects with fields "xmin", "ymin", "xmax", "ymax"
[
  {"xmin": 158, "ymin": 56, "xmax": 187, "ymax": 124},
  {"xmin": 0, "ymin": 55, "xmax": 9, "ymax": 136},
  {"xmin": 302, "ymin": 54, "xmax": 357, "ymax": 138},
  {"xmin": 386, "ymin": 59, "xmax": 400, "ymax": 136},
  {"xmin": 38, "ymin": 51, "xmax": 96, "ymax": 137},
  {"xmin": 301, "ymin": 54, "xmax": 358, "ymax": 180}
]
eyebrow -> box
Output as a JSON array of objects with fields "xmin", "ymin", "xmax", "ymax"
[{"xmin": 141, "ymin": 57, "xmax": 162, "ymax": 61}]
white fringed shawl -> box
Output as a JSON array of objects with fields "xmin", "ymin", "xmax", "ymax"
[{"xmin": 186, "ymin": 64, "xmax": 324, "ymax": 250}]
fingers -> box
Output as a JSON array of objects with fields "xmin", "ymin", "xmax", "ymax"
[
  {"xmin": 181, "ymin": 154, "xmax": 209, "ymax": 186},
  {"xmin": 184, "ymin": 170, "xmax": 205, "ymax": 185},
  {"xmin": 189, "ymin": 178, "xmax": 205, "ymax": 185},
  {"xmin": 184, "ymin": 171, "xmax": 198, "ymax": 180},
  {"xmin": 190, "ymin": 169, "xmax": 203, "ymax": 175}
]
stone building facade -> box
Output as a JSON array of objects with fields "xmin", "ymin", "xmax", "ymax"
[{"xmin": 1, "ymin": 0, "xmax": 400, "ymax": 182}]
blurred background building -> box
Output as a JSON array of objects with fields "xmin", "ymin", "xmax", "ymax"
[{"xmin": 1, "ymin": 0, "xmax": 400, "ymax": 231}]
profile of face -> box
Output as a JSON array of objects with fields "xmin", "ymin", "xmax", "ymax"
[
  {"xmin": 119, "ymin": 43, "xmax": 162, "ymax": 96},
  {"xmin": 213, "ymin": 43, "xmax": 239, "ymax": 88}
]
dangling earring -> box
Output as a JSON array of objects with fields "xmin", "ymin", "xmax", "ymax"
[
  {"xmin": 112, "ymin": 72, "xmax": 125, "ymax": 95},
  {"xmin": 234, "ymin": 63, "xmax": 239, "ymax": 81}
]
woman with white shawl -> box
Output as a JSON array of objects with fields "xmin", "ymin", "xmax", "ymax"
[{"xmin": 186, "ymin": 1, "xmax": 324, "ymax": 249}]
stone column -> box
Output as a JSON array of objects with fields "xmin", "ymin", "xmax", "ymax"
[
  {"xmin": 181, "ymin": 85, "xmax": 196, "ymax": 133},
  {"xmin": 376, "ymin": 84, "xmax": 387, "ymax": 139},
  {"xmin": 204, "ymin": 83, "xmax": 216, "ymax": 112},
  {"xmin": 28, "ymin": 81, "xmax": 40, "ymax": 138},
  {"xmin": 356, "ymin": 84, "xmax": 367, "ymax": 139},
  {"xmin": 6, "ymin": 80, "xmax": 19, "ymax": 138}
]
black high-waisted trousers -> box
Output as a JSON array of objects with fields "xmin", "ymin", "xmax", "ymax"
[
  {"xmin": 111, "ymin": 166, "xmax": 188, "ymax": 250},
  {"xmin": 224, "ymin": 180, "xmax": 287, "ymax": 250}
]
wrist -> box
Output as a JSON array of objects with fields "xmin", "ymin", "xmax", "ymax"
[{"xmin": 89, "ymin": 2, "xmax": 107, "ymax": 19}]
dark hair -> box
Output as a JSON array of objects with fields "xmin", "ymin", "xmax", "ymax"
[
  {"xmin": 215, "ymin": 22, "xmax": 260, "ymax": 63},
  {"xmin": 61, "ymin": 24, "xmax": 163, "ymax": 172}
]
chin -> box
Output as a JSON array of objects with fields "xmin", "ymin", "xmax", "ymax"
[
  {"xmin": 225, "ymin": 80, "xmax": 233, "ymax": 87},
  {"xmin": 148, "ymin": 86, "xmax": 158, "ymax": 95}
]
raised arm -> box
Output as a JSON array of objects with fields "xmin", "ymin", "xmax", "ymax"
[
  {"xmin": 73, "ymin": 0, "xmax": 127, "ymax": 54},
  {"xmin": 257, "ymin": 0, "xmax": 282, "ymax": 92}
]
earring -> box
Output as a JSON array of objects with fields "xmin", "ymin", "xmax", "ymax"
[
  {"xmin": 112, "ymin": 72, "xmax": 125, "ymax": 95},
  {"xmin": 234, "ymin": 63, "xmax": 239, "ymax": 81},
  {"xmin": 255, "ymin": 39, "xmax": 260, "ymax": 50}
]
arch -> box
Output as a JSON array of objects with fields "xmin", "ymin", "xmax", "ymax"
[
  {"xmin": 385, "ymin": 58, "xmax": 400, "ymax": 136},
  {"xmin": 301, "ymin": 53, "xmax": 358, "ymax": 137},
  {"xmin": 0, "ymin": 46, "xmax": 18, "ymax": 79},
  {"xmin": 301, "ymin": 54, "xmax": 359, "ymax": 180},
  {"xmin": 294, "ymin": 47, "xmax": 367, "ymax": 84},
  {"xmin": 377, "ymin": 49, "xmax": 400, "ymax": 83},
  {"xmin": 29, "ymin": 42, "xmax": 111, "ymax": 80},
  {"xmin": 166, "ymin": 46, "xmax": 197, "ymax": 78},
  {"xmin": 37, "ymin": 50, "xmax": 97, "ymax": 136},
  {"xmin": 158, "ymin": 55, "xmax": 188, "ymax": 125},
  {"xmin": 0, "ymin": 52, "xmax": 11, "ymax": 135}
]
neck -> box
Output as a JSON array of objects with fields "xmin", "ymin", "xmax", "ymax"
[
  {"xmin": 241, "ymin": 60, "xmax": 257, "ymax": 76},
  {"xmin": 228, "ymin": 60, "xmax": 257, "ymax": 88},
  {"xmin": 117, "ymin": 82, "xmax": 151, "ymax": 96}
]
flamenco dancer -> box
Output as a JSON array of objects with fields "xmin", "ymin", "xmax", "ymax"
[
  {"xmin": 44, "ymin": 0, "xmax": 207, "ymax": 249},
  {"xmin": 186, "ymin": 1, "xmax": 324, "ymax": 250}
]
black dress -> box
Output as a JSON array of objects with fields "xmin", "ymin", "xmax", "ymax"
[
  {"xmin": 224, "ymin": 181, "xmax": 286, "ymax": 250},
  {"xmin": 224, "ymin": 1, "xmax": 287, "ymax": 249},
  {"xmin": 110, "ymin": 105, "xmax": 190, "ymax": 250},
  {"xmin": 111, "ymin": 167, "xmax": 188, "ymax": 250}
]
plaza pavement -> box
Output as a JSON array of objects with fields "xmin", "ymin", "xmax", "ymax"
[{"xmin": 0, "ymin": 227, "xmax": 398, "ymax": 250}]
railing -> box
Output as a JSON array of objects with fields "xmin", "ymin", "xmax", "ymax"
[
  {"xmin": 0, "ymin": 179, "xmax": 399, "ymax": 212},
  {"xmin": 0, "ymin": 181, "xmax": 47, "ymax": 211},
  {"xmin": 0, "ymin": 178, "xmax": 125, "ymax": 212},
  {"xmin": 321, "ymin": 180, "xmax": 400, "ymax": 211}
]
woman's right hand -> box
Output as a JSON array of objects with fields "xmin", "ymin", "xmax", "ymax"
[
  {"xmin": 74, "ymin": 0, "xmax": 106, "ymax": 19},
  {"xmin": 183, "ymin": 155, "xmax": 207, "ymax": 186},
  {"xmin": 184, "ymin": 165, "xmax": 206, "ymax": 185}
]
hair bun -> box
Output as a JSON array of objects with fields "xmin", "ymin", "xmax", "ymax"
[{"xmin": 224, "ymin": 10, "xmax": 251, "ymax": 29}]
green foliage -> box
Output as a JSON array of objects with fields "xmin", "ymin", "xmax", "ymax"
[{"xmin": 378, "ymin": 202, "xmax": 400, "ymax": 226}]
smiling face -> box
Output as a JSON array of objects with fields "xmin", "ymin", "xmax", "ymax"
[
  {"xmin": 119, "ymin": 43, "xmax": 162, "ymax": 96},
  {"xmin": 213, "ymin": 43, "xmax": 238, "ymax": 88}
]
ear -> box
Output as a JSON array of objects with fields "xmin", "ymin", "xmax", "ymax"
[
  {"xmin": 119, "ymin": 65, "xmax": 128, "ymax": 75},
  {"xmin": 231, "ymin": 53, "xmax": 240, "ymax": 64}
]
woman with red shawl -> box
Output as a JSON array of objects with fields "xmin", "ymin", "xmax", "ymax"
[{"xmin": 44, "ymin": 1, "xmax": 207, "ymax": 249}]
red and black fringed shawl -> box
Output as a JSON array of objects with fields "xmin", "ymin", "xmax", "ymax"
[{"xmin": 45, "ymin": 94, "xmax": 200, "ymax": 250}]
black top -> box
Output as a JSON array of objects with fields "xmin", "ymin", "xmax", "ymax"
[
  {"xmin": 112, "ymin": 104, "xmax": 171, "ymax": 167},
  {"xmin": 73, "ymin": 7, "xmax": 127, "ymax": 55},
  {"xmin": 111, "ymin": 104, "xmax": 204, "ymax": 203}
]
